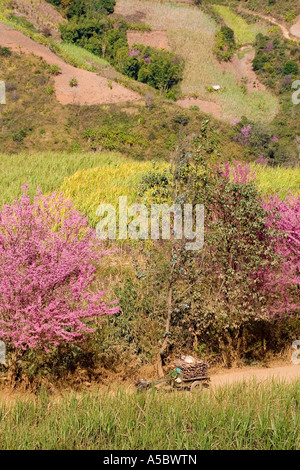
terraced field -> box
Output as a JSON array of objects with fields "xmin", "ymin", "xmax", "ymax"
[{"xmin": 116, "ymin": 0, "xmax": 279, "ymax": 123}]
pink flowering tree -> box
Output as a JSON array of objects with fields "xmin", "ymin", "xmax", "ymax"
[
  {"xmin": 0, "ymin": 186, "xmax": 118, "ymax": 357},
  {"xmin": 264, "ymin": 193, "xmax": 300, "ymax": 318},
  {"xmin": 219, "ymin": 161, "xmax": 300, "ymax": 319}
]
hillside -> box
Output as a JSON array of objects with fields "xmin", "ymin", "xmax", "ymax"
[
  {"xmin": 0, "ymin": 0, "xmax": 298, "ymax": 163},
  {"xmin": 0, "ymin": 0, "xmax": 299, "ymax": 393}
]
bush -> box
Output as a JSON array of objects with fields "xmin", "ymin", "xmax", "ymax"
[
  {"xmin": 214, "ymin": 26, "xmax": 236, "ymax": 62},
  {"xmin": 48, "ymin": 64, "xmax": 62, "ymax": 75},
  {"xmin": 0, "ymin": 187, "xmax": 118, "ymax": 370},
  {"xmin": 66, "ymin": 0, "xmax": 116, "ymax": 18},
  {"xmin": 69, "ymin": 77, "xmax": 78, "ymax": 87},
  {"xmin": 283, "ymin": 60, "xmax": 299, "ymax": 76},
  {"xmin": 0, "ymin": 46, "xmax": 12, "ymax": 57},
  {"xmin": 134, "ymin": 141, "xmax": 299, "ymax": 366},
  {"xmin": 116, "ymin": 45, "xmax": 184, "ymax": 95}
]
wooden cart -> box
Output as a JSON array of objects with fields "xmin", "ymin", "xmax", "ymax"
[{"xmin": 135, "ymin": 369, "xmax": 210, "ymax": 392}]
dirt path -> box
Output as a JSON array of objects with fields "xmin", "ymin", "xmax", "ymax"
[
  {"xmin": 12, "ymin": 0, "xmax": 66, "ymax": 41},
  {"xmin": 177, "ymin": 97, "xmax": 222, "ymax": 119},
  {"xmin": 216, "ymin": 46, "xmax": 266, "ymax": 92},
  {"xmin": 290, "ymin": 15, "xmax": 300, "ymax": 39},
  {"xmin": 0, "ymin": 23, "xmax": 140, "ymax": 105},
  {"xmin": 211, "ymin": 364, "xmax": 300, "ymax": 387},
  {"xmin": 238, "ymin": 6, "xmax": 300, "ymax": 42}
]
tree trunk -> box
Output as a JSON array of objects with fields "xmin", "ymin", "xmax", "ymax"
[{"xmin": 157, "ymin": 285, "xmax": 173, "ymax": 378}]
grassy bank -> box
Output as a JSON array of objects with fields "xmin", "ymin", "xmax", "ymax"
[{"xmin": 0, "ymin": 380, "xmax": 299, "ymax": 449}]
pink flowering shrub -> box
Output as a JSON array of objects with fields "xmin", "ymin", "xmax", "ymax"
[
  {"xmin": 264, "ymin": 194, "xmax": 300, "ymax": 318},
  {"xmin": 217, "ymin": 160, "xmax": 256, "ymax": 184},
  {"xmin": 219, "ymin": 161, "xmax": 300, "ymax": 319},
  {"xmin": 0, "ymin": 187, "xmax": 118, "ymax": 353}
]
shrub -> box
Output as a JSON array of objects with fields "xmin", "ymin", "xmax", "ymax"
[
  {"xmin": 0, "ymin": 187, "xmax": 118, "ymax": 356},
  {"xmin": 48, "ymin": 64, "xmax": 62, "ymax": 75},
  {"xmin": 66, "ymin": 0, "xmax": 116, "ymax": 18},
  {"xmin": 283, "ymin": 60, "xmax": 299, "ymax": 76},
  {"xmin": 45, "ymin": 85, "xmax": 55, "ymax": 95},
  {"xmin": 0, "ymin": 46, "xmax": 12, "ymax": 57},
  {"xmin": 214, "ymin": 26, "xmax": 236, "ymax": 62},
  {"xmin": 136, "ymin": 148, "xmax": 298, "ymax": 365},
  {"xmin": 117, "ymin": 45, "xmax": 184, "ymax": 95},
  {"xmin": 69, "ymin": 77, "xmax": 78, "ymax": 87}
]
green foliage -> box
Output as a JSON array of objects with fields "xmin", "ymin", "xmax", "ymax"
[
  {"xmin": 251, "ymin": 32, "xmax": 300, "ymax": 164},
  {"xmin": 45, "ymin": 85, "xmax": 55, "ymax": 94},
  {"xmin": 283, "ymin": 60, "xmax": 299, "ymax": 76},
  {"xmin": 48, "ymin": 64, "xmax": 62, "ymax": 75},
  {"xmin": 60, "ymin": 11, "xmax": 183, "ymax": 96},
  {"xmin": 213, "ymin": 5, "xmax": 268, "ymax": 45},
  {"xmin": 116, "ymin": 45, "xmax": 184, "ymax": 95},
  {"xmin": 234, "ymin": 0, "xmax": 299, "ymax": 22},
  {"xmin": 214, "ymin": 26, "xmax": 236, "ymax": 62},
  {"xmin": 253, "ymin": 33, "xmax": 300, "ymax": 86},
  {"xmin": 69, "ymin": 77, "xmax": 78, "ymax": 87},
  {"xmin": 0, "ymin": 45, "xmax": 12, "ymax": 57},
  {"xmin": 83, "ymin": 126, "xmax": 147, "ymax": 151},
  {"xmin": 66, "ymin": 0, "xmax": 116, "ymax": 18}
]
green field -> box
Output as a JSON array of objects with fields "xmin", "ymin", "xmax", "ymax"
[
  {"xmin": 0, "ymin": 151, "xmax": 166, "ymax": 206},
  {"xmin": 0, "ymin": 380, "xmax": 298, "ymax": 450},
  {"xmin": 212, "ymin": 5, "xmax": 269, "ymax": 45},
  {"xmin": 0, "ymin": 151, "xmax": 298, "ymax": 210},
  {"xmin": 115, "ymin": 0, "xmax": 279, "ymax": 123},
  {"xmin": 254, "ymin": 164, "xmax": 300, "ymax": 196},
  {"xmin": 57, "ymin": 43, "xmax": 109, "ymax": 71}
]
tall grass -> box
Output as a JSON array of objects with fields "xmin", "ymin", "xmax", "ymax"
[
  {"xmin": 0, "ymin": 380, "xmax": 298, "ymax": 449},
  {"xmin": 253, "ymin": 164, "xmax": 300, "ymax": 196},
  {"xmin": 212, "ymin": 5, "xmax": 268, "ymax": 45},
  {"xmin": 0, "ymin": 151, "xmax": 132, "ymax": 204},
  {"xmin": 0, "ymin": 152, "xmax": 298, "ymax": 209},
  {"xmin": 57, "ymin": 43, "xmax": 109, "ymax": 71},
  {"xmin": 59, "ymin": 159, "xmax": 168, "ymax": 226}
]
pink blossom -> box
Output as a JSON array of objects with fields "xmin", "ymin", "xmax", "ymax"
[
  {"xmin": 0, "ymin": 187, "xmax": 119, "ymax": 352},
  {"xmin": 129, "ymin": 49, "xmax": 140, "ymax": 57},
  {"xmin": 256, "ymin": 155, "xmax": 268, "ymax": 165},
  {"xmin": 263, "ymin": 194, "xmax": 300, "ymax": 318},
  {"xmin": 217, "ymin": 160, "xmax": 256, "ymax": 184}
]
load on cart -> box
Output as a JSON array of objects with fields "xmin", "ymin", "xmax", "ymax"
[{"xmin": 135, "ymin": 355, "xmax": 210, "ymax": 392}]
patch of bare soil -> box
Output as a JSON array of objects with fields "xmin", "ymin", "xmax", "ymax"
[
  {"xmin": 127, "ymin": 30, "xmax": 170, "ymax": 50},
  {"xmin": 211, "ymin": 364, "xmax": 300, "ymax": 387},
  {"xmin": 216, "ymin": 47, "xmax": 266, "ymax": 93},
  {"xmin": 177, "ymin": 97, "xmax": 222, "ymax": 120},
  {"xmin": 11, "ymin": 0, "xmax": 66, "ymax": 40},
  {"xmin": 290, "ymin": 16, "xmax": 300, "ymax": 40},
  {"xmin": 0, "ymin": 24, "xmax": 141, "ymax": 105},
  {"xmin": 114, "ymin": 7, "xmax": 146, "ymax": 24}
]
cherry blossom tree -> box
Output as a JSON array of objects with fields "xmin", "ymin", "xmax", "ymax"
[{"xmin": 0, "ymin": 186, "xmax": 118, "ymax": 354}]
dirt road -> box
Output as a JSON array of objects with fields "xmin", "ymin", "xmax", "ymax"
[
  {"xmin": 211, "ymin": 364, "xmax": 300, "ymax": 387},
  {"xmin": 0, "ymin": 23, "xmax": 140, "ymax": 105},
  {"xmin": 290, "ymin": 16, "xmax": 300, "ymax": 39}
]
